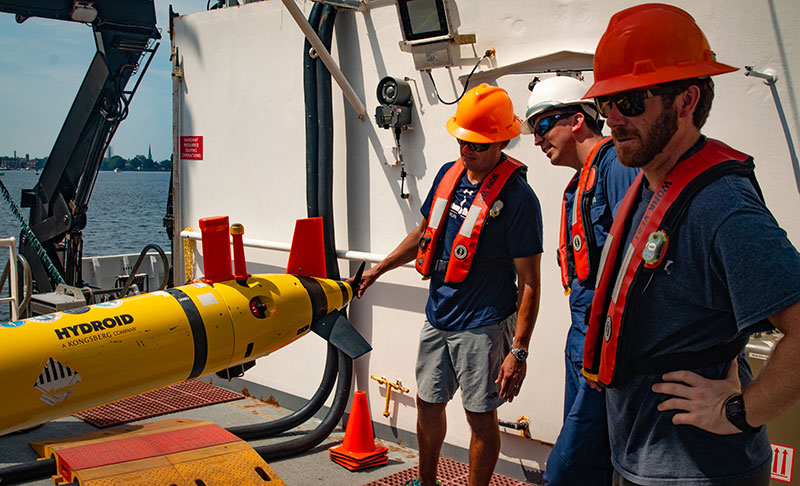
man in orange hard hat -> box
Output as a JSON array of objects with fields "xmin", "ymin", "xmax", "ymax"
[
  {"xmin": 353, "ymin": 83, "xmax": 543, "ymax": 486},
  {"xmin": 581, "ymin": 4, "xmax": 800, "ymax": 485}
]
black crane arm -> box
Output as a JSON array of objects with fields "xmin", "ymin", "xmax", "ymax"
[{"xmin": 0, "ymin": 0, "xmax": 160, "ymax": 292}]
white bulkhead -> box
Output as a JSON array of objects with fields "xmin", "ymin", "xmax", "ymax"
[{"xmin": 172, "ymin": 0, "xmax": 800, "ymax": 471}]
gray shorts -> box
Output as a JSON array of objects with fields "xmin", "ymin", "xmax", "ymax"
[{"xmin": 415, "ymin": 314, "xmax": 516, "ymax": 413}]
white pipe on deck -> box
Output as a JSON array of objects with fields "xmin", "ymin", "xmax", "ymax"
[{"xmin": 179, "ymin": 230, "xmax": 410, "ymax": 266}]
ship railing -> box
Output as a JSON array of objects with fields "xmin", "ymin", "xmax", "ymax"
[
  {"xmin": 0, "ymin": 237, "xmax": 33, "ymax": 320},
  {"xmin": 179, "ymin": 230, "xmax": 413, "ymax": 267}
]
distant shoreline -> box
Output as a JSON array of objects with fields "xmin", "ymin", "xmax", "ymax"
[{"xmin": 0, "ymin": 168, "xmax": 169, "ymax": 172}]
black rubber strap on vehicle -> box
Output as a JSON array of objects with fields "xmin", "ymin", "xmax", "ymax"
[
  {"xmin": 295, "ymin": 275, "xmax": 328, "ymax": 322},
  {"xmin": 335, "ymin": 280, "xmax": 349, "ymax": 306},
  {"xmin": 167, "ymin": 288, "xmax": 208, "ymax": 379}
]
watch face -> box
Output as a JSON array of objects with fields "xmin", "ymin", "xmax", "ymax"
[
  {"xmin": 726, "ymin": 395, "xmax": 745, "ymax": 416},
  {"xmin": 724, "ymin": 394, "xmax": 758, "ymax": 433},
  {"xmin": 512, "ymin": 348, "xmax": 528, "ymax": 361}
]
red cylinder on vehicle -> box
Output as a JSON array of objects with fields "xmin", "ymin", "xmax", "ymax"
[
  {"xmin": 199, "ymin": 216, "xmax": 233, "ymax": 283},
  {"xmin": 230, "ymin": 223, "xmax": 250, "ymax": 281}
]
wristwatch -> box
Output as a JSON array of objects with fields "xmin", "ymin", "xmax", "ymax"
[
  {"xmin": 724, "ymin": 394, "xmax": 761, "ymax": 433},
  {"xmin": 510, "ymin": 348, "xmax": 528, "ymax": 362}
]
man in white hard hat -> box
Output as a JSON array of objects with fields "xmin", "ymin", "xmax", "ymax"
[{"xmin": 521, "ymin": 75, "xmax": 638, "ymax": 485}]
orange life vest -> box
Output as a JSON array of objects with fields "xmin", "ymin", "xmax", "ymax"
[
  {"xmin": 582, "ymin": 139, "xmax": 759, "ymax": 387},
  {"xmin": 416, "ymin": 156, "xmax": 525, "ymax": 283},
  {"xmin": 558, "ymin": 137, "xmax": 614, "ymax": 293}
]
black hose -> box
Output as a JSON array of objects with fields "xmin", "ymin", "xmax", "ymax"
[
  {"xmin": 304, "ymin": 2, "xmax": 323, "ymax": 218},
  {"xmin": 254, "ymin": 349, "xmax": 352, "ymax": 461},
  {"xmin": 226, "ymin": 342, "xmax": 339, "ymax": 440},
  {"xmin": 0, "ymin": 457, "xmax": 56, "ymax": 485},
  {"xmin": 316, "ymin": 4, "xmax": 339, "ymax": 280},
  {"xmin": 119, "ymin": 243, "xmax": 170, "ymax": 296},
  {"xmin": 245, "ymin": 5, "xmax": 354, "ymax": 457},
  {"xmin": 230, "ymin": 1, "xmax": 350, "ymax": 450}
]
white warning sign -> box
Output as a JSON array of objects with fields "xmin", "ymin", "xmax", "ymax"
[
  {"xmin": 34, "ymin": 357, "xmax": 82, "ymax": 406},
  {"xmin": 772, "ymin": 443, "xmax": 795, "ymax": 483}
]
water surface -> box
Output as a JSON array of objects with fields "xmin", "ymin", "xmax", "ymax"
[{"xmin": 0, "ymin": 170, "xmax": 171, "ymax": 319}]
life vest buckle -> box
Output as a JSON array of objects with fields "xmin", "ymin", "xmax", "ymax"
[
  {"xmin": 642, "ymin": 230, "xmax": 669, "ymax": 268},
  {"xmin": 419, "ymin": 236, "xmax": 431, "ymax": 250},
  {"xmin": 489, "ymin": 200, "xmax": 504, "ymax": 218}
]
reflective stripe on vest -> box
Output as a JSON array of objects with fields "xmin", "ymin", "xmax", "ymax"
[
  {"xmin": 582, "ymin": 139, "xmax": 755, "ymax": 387},
  {"xmin": 558, "ymin": 137, "xmax": 613, "ymax": 292},
  {"xmin": 416, "ymin": 156, "xmax": 526, "ymax": 283}
]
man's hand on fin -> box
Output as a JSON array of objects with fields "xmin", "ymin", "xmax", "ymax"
[{"xmin": 347, "ymin": 266, "xmax": 379, "ymax": 299}]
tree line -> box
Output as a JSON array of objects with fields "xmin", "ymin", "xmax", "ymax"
[
  {"xmin": 101, "ymin": 155, "xmax": 171, "ymax": 171},
  {"xmin": 1, "ymin": 155, "xmax": 171, "ymax": 171}
]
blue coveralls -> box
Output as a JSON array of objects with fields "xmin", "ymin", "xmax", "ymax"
[{"xmin": 543, "ymin": 145, "xmax": 637, "ymax": 486}]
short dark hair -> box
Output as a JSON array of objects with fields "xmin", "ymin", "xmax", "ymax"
[
  {"xmin": 579, "ymin": 110, "xmax": 604, "ymax": 135},
  {"xmin": 660, "ymin": 77, "xmax": 715, "ymax": 129},
  {"xmin": 554, "ymin": 107, "xmax": 603, "ymax": 135}
]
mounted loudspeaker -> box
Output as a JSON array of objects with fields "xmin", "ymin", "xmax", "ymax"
[{"xmin": 376, "ymin": 77, "xmax": 412, "ymax": 106}]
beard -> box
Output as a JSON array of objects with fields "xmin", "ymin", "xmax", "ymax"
[{"xmin": 612, "ymin": 101, "xmax": 678, "ymax": 168}]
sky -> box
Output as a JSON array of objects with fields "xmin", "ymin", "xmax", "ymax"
[{"xmin": 0, "ymin": 1, "xmax": 208, "ymax": 161}]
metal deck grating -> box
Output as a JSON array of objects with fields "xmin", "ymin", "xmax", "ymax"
[
  {"xmin": 74, "ymin": 380, "xmax": 244, "ymax": 428},
  {"xmin": 362, "ymin": 457, "xmax": 533, "ymax": 486}
]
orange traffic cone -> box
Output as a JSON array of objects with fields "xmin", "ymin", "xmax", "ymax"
[
  {"xmin": 329, "ymin": 390, "xmax": 388, "ymax": 470},
  {"xmin": 330, "ymin": 452, "xmax": 388, "ymax": 471}
]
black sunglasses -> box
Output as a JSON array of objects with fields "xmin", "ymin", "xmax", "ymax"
[
  {"xmin": 457, "ymin": 139, "xmax": 493, "ymax": 152},
  {"xmin": 532, "ymin": 112, "xmax": 577, "ymax": 137},
  {"xmin": 594, "ymin": 84, "xmax": 683, "ymax": 118}
]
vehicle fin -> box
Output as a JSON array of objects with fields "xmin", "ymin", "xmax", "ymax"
[
  {"xmin": 310, "ymin": 310, "xmax": 372, "ymax": 359},
  {"xmin": 286, "ymin": 217, "xmax": 326, "ymax": 278}
]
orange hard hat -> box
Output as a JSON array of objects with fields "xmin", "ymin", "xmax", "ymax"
[
  {"xmin": 446, "ymin": 84, "xmax": 522, "ymax": 143},
  {"xmin": 584, "ymin": 3, "xmax": 737, "ymax": 99}
]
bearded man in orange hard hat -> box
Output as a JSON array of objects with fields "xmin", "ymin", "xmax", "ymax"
[
  {"xmin": 353, "ymin": 84, "xmax": 543, "ymax": 486},
  {"xmin": 580, "ymin": 4, "xmax": 800, "ymax": 486}
]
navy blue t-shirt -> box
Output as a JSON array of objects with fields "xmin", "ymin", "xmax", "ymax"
[
  {"xmin": 420, "ymin": 158, "xmax": 543, "ymax": 331},
  {"xmin": 563, "ymin": 145, "xmax": 638, "ymax": 363},
  {"xmin": 608, "ymin": 143, "xmax": 800, "ymax": 484}
]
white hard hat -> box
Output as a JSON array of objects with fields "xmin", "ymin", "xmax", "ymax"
[{"xmin": 520, "ymin": 76, "xmax": 600, "ymax": 134}]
